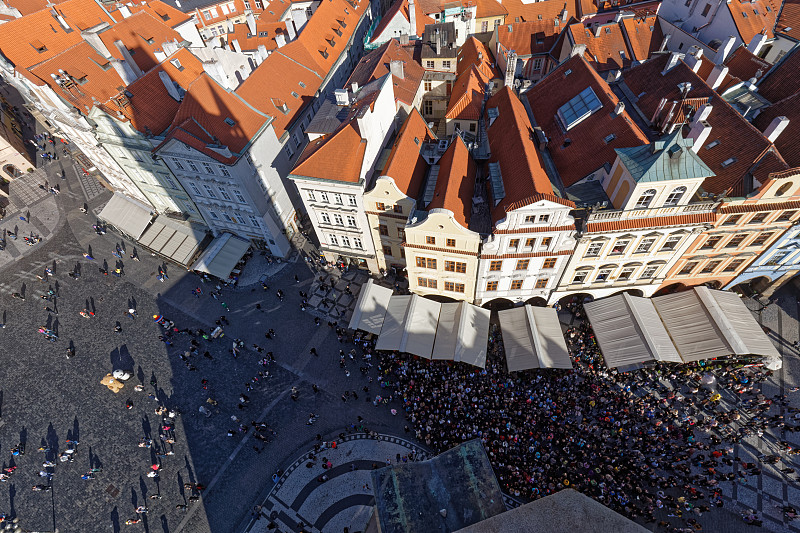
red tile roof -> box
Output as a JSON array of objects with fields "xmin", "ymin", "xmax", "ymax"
[
  {"xmin": 291, "ymin": 122, "xmax": 367, "ymax": 182},
  {"xmin": 494, "ymin": 19, "xmax": 562, "ymax": 57},
  {"xmin": 726, "ymin": 0, "xmax": 778, "ymax": 43},
  {"xmin": 98, "ymin": 11, "xmax": 183, "ymax": 73},
  {"xmin": 382, "ymin": 108, "xmax": 436, "ymax": 196},
  {"xmin": 427, "ymin": 136, "xmax": 475, "ymax": 227},
  {"xmin": 194, "ymin": 0, "xmax": 263, "ymax": 27},
  {"xmin": 105, "ymin": 47, "xmax": 206, "ymax": 136},
  {"xmin": 619, "ymin": 15, "xmax": 661, "ymax": 62},
  {"xmin": 622, "ymin": 55, "xmax": 788, "ymax": 195},
  {"xmin": 501, "ymin": 0, "xmax": 593, "ymax": 24},
  {"xmin": 123, "ymin": 0, "xmax": 193, "ymax": 28},
  {"xmin": 227, "ymin": 20, "xmax": 288, "ymax": 52},
  {"xmin": 474, "ymin": 0, "xmax": 507, "ymax": 19},
  {"xmin": 723, "ymin": 45, "xmax": 771, "ymax": 82},
  {"xmin": 485, "ymin": 86, "xmax": 573, "ymax": 224},
  {"xmin": 587, "ymin": 212, "xmax": 715, "ymax": 233},
  {"xmin": 370, "ymin": 0, "xmax": 433, "ymax": 42},
  {"xmin": 160, "ymin": 73, "xmax": 271, "ymax": 164},
  {"xmin": 456, "ymin": 36, "xmax": 500, "ymax": 79},
  {"xmin": 56, "ymin": 0, "xmax": 117, "ymax": 30},
  {"xmin": 2, "ymin": 0, "xmax": 67, "ymax": 16},
  {"xmin": 753, "ymin": 92, "xmax": 800, "ymax": 168},
  {"xmin": 775, "ymin": 0, "xmax": 800, "ymax": 40},
  {"xmin": 347, "ymin": 39, "xmax": 424, "ymax": 107},
  {"xmin": 445, "ymin": 65, "xmax": 488, "ymax": 120},
  {"xmin": 757, "ymin": 48, "xmax": 800, "ymax": 104},
  {"xmin": 568, "ymin": 21, "xmax": 632, "ymax": 71},
  {"xmin": 719, "ymin": 198, "xmax": 800, "ymax": 214},
  {"xmin": 527, "ymin": 54, "xmax": 648, "ymax": 187},
  {"xmin": 695, "ymin": 59, "xmax": 740, "ymax": 93}
]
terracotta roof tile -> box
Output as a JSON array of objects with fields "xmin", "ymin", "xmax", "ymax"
[
  {"xmin": 757, "ymin": 47, "xmax": 800, "ymax": 103},
  {"xmin": 2, "ymin": 0, "xmax": 67, "ymax": 16},
  {"xmin": 694, "ymin": 59, "xmax": 740, "ymax": 93},
  {"xmin": 723, "ymin": 45, "xmax": 770, "ymax": 82},
  {"xmin": 160, "ymin": 73, "xmax": 271, "ymax": 164},
  {"xmin": 501, "ymin": 0, "xmax": 593, "ymax": 25},
  {"xmin": 382, "ymin": 108, "xmax": 436, "ymax": 196},
  {"xmin": 485, "ymin": 86, "xmax": 573, "ymax": 223},
  {"xmin": 427, "ymin": 136, "xmax": 475, "ymax": 227},
  {"xmin": 619, "ymin": 15, "xmax": 661, "ymax": 62},
  {"xmin": 456, "ymin": 36, "xmax": 500, "ymax": 79},
  {"xmin": 567, "ymin": 21, "xmax": 632, "ymax": 72},
  {"xmin": 726, "ymin": 0, "xmax": 778, "ymax": 43},
  {"xmin": 124, "ymin": 0, "xmax": 193, "ymax": 27},
  {"xmin": 474, "ymin": 0, "xmax": 507, "ymax": 19},
  {"xmin": 480, "ymin": 249, "xmax": 573, "ymax": 259},
  {"xmin": 719, "ymin": 198, "xmax": 800, "ymax": 214},
  {"xmin": 98, "ymin": 11, "xmax": 183, "ymax": 73},
  {"xmin": 527, "ymin": 54, "xmax": 649, "ymax": 187},
  {"xmin": 0, "ymin": 6, "xmax": 86, "ymax": 73},
  {"xmin": 587, "ymin": 212, "xmax": 715, "ymax": 233},
  {"xmin": 494, "ymin": 19, "xmax": 562, "ymax": 57},
  {"xmin": 227, "ymin": 20, "xmax": 288, "ymax": 52},
  {"xmin": 753, "ymin": 92, "xmax": 800, "ymax": 168},
  {"xmin": 370, "ymin": 0, "xmax": 433, "ymax": 42},
  {"xmin": 291, "ymin": 122, "xmax": 367, "ymax": 182},
  {"xmin": 445, "ymin": 65, "xmax": 488, "ymax": 120},
  {"xmin": 775, "ymin": 0, "xmax": 800, "ymax": 40},
  {"xmin": 56, "ymin": 0, "xmax": 117, "ymax": 30},
  {"xmin": 347, "ymin": 39, "xmax": 424, "ymax": 107},
  {"xmin": 622, "ymin": 55, "xmax": 788, "ymax": 195}
]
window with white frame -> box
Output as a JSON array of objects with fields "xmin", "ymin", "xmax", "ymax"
[
  {"xmin": 163, "ymin": 175, "xmax": 177, "ymax": 189},
  {"xmin": 320, "ymin": 192, "xmax": 329, "ymax": 203},
  {"xmin": 203, "ymin": 163, "xmax": 214, "ymax": 174},
  {"xmin": 347, "ymin": 195, "xmax": 357, "ymax": 206},
  {"xmin": 306, "ymin": 190, "xmax": 316, "ymax": 202},
  {"xmin": 585, "ymin": 242, "xmax": 603, "ymax": 257},
  {"xmin": 133, "ymin": 151, "xmax": 144, "ymax": 162},
  {"xmin": 203, "ymin": 185, "xmax": 217, "ymax": 198},
  {"xmin": 320, "ymin": 212, "xmax": 331, "ymax": 224},
  {"xmin": 346, "ymin": 215, "xmax": 357, "ymax": 227},
  {"xmin": 640, "ymin": 265, "xmax": 659, "ymax": 278},
  {"xmin": 333, "ymin": 214, "xmax": 344, "ymax": 225},
  {"xmin": 249, "ymin": 215, "xmax": 260, "ymax": 227},
  {"xmin": 635, "ymin": 189, "xmax": 656, "ymax": 209},
  {"xmin": 341, "ymin": 236, "xmax": 351, "ymax": 247},
  {"xmin": 617, "ymin": 266, "xmax": 636, "ymax": 280},
  {"xmin": 233, "ymin": 190, "xmax": 246, "ymax": 203},
  {"xmin": 173, "ymin": 158, "xmax": 185, "ymax": 170},
  {"xmin": 218, "ymin": 165, "xmax": 231, "ymax": 177},
  {"xmin": 222, "ymin": 212, "xmax": 233, "ymax": 222},
  {"xmin": 208, "ymin": 210, "xmax": 219, "ymax": 219},
  {"xmin": 188, "ymin": 161, "xmax": 199, "ymax": 172},
  {"xmin": 595, "ymin": 268, "xmax": 612, "ymax": 282},
  {"xmin": 334, "ymin": 193, "xmax": 343, "ymax": 205},
  {"xmin": 189, "ymin": 182, "xmax": 202, "ymax": 196},
  {"xmin": 572, "ymin": 270, "xmax": 589, "ymax": 284},
  {"xmin": 610, "ymin": 239, "xmax": 629, "ymax": 254},
  {"xmin": 664, "ymin": 186, "xmax": 687, "ymax": 206},
  {"xmin": 353, "ymin": 237, "xmax": 363, "ymax": 249},
  {"xmin": 329, "ymin": 234, "xmax": 338, "ymax": 246},
  {"xmin": 635, "ymin": 238, "xmax": 655, "ymax": 254},
  {"xmin": 660, "ymin": 235, "xmax": 682, "ymax": 251},
  {"xmin": 218, "ymin": 187, "xmax": 232, "ymax": 201}
]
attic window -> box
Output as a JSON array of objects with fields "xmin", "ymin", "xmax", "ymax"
[
  {"xmin": 224, "ymin": 117, "xmax": 236, "ymax": 126},
  {"xmin": 319, "ymin": 48, "xmax": 329, "ymax": 59},
  {"xmin": 170, "ymin": 59, "xmax": 183, "ymax": 71},
  {"xmin": 604, "ymin": 133, "xmax": 616, "ymax": 143},
  {"xmin": 605, "ymin": 27, "xmax": 611, "ymax": 33},
  {"xmin": 337, "ymin": 18, "xmax": 346, "ymax": 28},
  {"xmin": 741, "ymin": 11, "xmax": 747, "ymax": 17},
  {"xmin": 766, "ymin": 5, "xmax": 772, "ymax": 11},
  {"xmin": 705, "ymin": 139, "xmax": 720, "ymax": 149},
  {"xmin": 326, "ymin": 37, "xmax": 336, "ymax": 46},
  {"xmin": 299, "ymin": 81, "xmax": 306, "ymax": 88},
  {"xmin": 619, "ymin": 50, "xmax": 626, "ymax": 59},
  {"xmin": 721, "ymin": 157, "xmax": 737, "ymax": 168},
  {"xmin": 414, "ymin": 136, "xmax": 419, "ymax": 144},
  {"xmin": 514, "ymin": 17, "xmax": 519, "ymax": 22},
  {"xmin": 31, "ymin": 40, "xmax": 47, "ymax": 52},
  {"xmin": 291, "ymin": 91, "xmax": 299, "ymax": 98},
  {"xmin": 753, "ymin": 8, "xmax": 758, "ymax": 14},
  {"xmin": 333, "ymin": 27, "xmax": 342, "ymax": 37},
  {"xmin": 557, "ymin": 86, "xmax": 602, "ymax": 130},
  {"xmin": 537, "ymin": 14, "xmax": 542, "ymax": 19},
  {"xmin": 564, "ymin": 69, "xmax": 572, "ymax": 77},
  {"xmin": 259, "ymin": 31, "xmax": 268, "ymax": 37}
]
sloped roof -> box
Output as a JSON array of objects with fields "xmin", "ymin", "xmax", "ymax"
[
  {"xmin": 445, "ymin": 65, "xmax": 488, "ymax": 121},
  {"xmin": 370, "ymin": 0, "xmax": 433, "ymax": 42},
  {"xmin": 501, "ymin": 0, "xmax": 592, "ymax": 25},
  {"xmin": 348, "ymin": 39, "xmax": 424, "ymax": 106},
  {"xmin": 291, "ymin": 122, "xmax": 367, "ymax": 182},
  {"xmin": 619, "ymin": 15, "xmax": 661, "ymax": 62},
  {"xmin": 622, "ymin": 55, "xmax": 787, "ymax": 195},
  {"xmin": 695, "ymin": 59, "xmax": 740, "ymax": 93},
  {"xmin": 456, "ymin": 36, "xmax": 500, "ymax": 79},
  {"xmin": 757, "ymin": 47, "xmax": 800, "ymax": 104},
  {"xmin": 160, "ymin": 73, "xmax": 271, "ymax": 164},
  {"xmin": 55, "ymin": 0, "xmax": 116, "ymax": 30},
  {"xmin": 775, "ymin": 0, "xmax": 800, "ymax": 40},
  {"xmin": 124, "ymin": 0, "xmax": 193, "ymax": 28},
  {"xmin": 0, "ymin": 6, "xmax": 85, "ymax": 75},
  {"xmin": 753, "ymin": 92, "xmax": 800, "ymax": 168},
  {"xmin": 726, "ymin": 0, "xmax": 778, "ymax": 43},
  {"xmin": 227, "ymin": 20, "xmax": 288, "ymax": 52},
  {"xmin": 474, "ymin": 0, "xmax": 507, "ymax": 19},
  {"xmin": 494, "ymin": 19, "xmax": 562, "ymax": 57},
  {"xmin": 568, "ymin": 21, "xmax": 632, "ymax": 72},
  {"xmin": 485, "ymin": 86, "xmax": 572, "ymax": 224},
  {"xmin": 98, "ymin": 11, "xmax": 182, "ymax": 73},
  {"xmin": 724, "ymin": 45, "xmax": 771, "ymax": 82},
  {"xmin": 527, "ymin": 54, "xmax": 648, "ymax": 187},
  {"xmin": 427, "ymin": 136, "xmax": 475, "ymax": 227},
  {"xmin": 104, "ymin": 47, "xmax": 205, "ymax": 136},
  {"xmin": 587, "ymin": 212, "xmax": 715, "ymax": 233},
  {"xmin": 2, "ymin": 0, "xmax": 67, "ymax": 16},
  {"xmin": 615, "ymin": 131, "xmax": 713, "ymax": 182},
  {"xmin": 381, "ymin": 108, "xmax": 436, "ymax": 196}
]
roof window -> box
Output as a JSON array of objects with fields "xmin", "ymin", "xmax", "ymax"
[
  {"xmin": 170, "ymin": 59, "xmax": 183, "ymax": 71},
  {"xmin": 291, "ymin": 91, "xmax": 299, "ymax": 98},
  {"xmin": 705, "ymin": 140, "xmax": 720, "ymax": 149},
  {"xmin": 31, "ymin": 40, "xmax": 47, "ymax": 53},
  {"xmin": 604, "ymin": 133, "xmax": 616, "ymax": 143},
  {"xmin": 224, "ymin": 117, "xmax": 236, "ymax": 126},
  {"xmin": 557, "ymin": 86, "xmax": 602, "ymax": 131},
  {"xmin": 299, "ymin": 81, "xmax": 306, "ymax": 88},
  {"xmin": 488, "ymin": 162, "xmax": 505, "ymax": 207},
  {"xmin": 721, "ymin": 157, "xmax": 737, "ymax": 168}
]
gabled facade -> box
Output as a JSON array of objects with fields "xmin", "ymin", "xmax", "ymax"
[{"xmin": 368, "ymin": 0, "xmax": 433, "ymax": 46}]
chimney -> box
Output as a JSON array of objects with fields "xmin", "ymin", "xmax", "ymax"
[
  {"xmin": 693, "ymin": 103, "xmax": 712, "ymax": 124},
  {"xmin": 684, "ymin": 47, "xmax": 703, "ymax": 72},
  {"xmin": 232, "ymin": 39, "xmax": 243, "ymax": 52},
  {"xmin": 163, "ymin": 40, "xmax": 181, "ymax": 56},
  {"xmin": 51, "ymin": 9, "xmax": 70, "ymax": 31},
  {"xmin": 114, "ymin": 40, "xmax": 144, "ymax": 79},
  {"xmin": 435, "ymin": 29, "xmax": 441, "ymax": 55},
  {"xmin": 659, "ymin": 34, "xmax": 671, "ymax": 52},
  {"xmin": 570, "ymin": 43, "xmax": 587, "ymax": 58},
  {"xmin": 275, "ymin": 32, "xmax": 286, "ymax": 47},
  {"xmin": 714, "ymin": 35, "xmax": 736, "ymax": 64},
  {"xmin": 159, "ymin": 71, "xmax": 183, "ymax": 101},
  {"xmin": 257, "ymin": 44, "xmax": 268, "ymax": 62},
  {"xmin": 687, "ymin": 120, "xmax": 712, "ymax": 152},
  {"xmin": 291, "ymin": 8, "xmax": 308, "ymax": 32},
  {"xmin": 228, "ymin": 20, "xmax": 234, "ymax": 33},
  {"xmin": 399, "ymin": 33, "xmax": 409, "ymax": 45},
  {"xmin": 763, "ymin": 116, "xmax": 789, "ymax": 143},
  {"xmin": 747, "ymin": 32, "xmax": 767, "ymax": 56},
  {"xmin": 662, "ymin": 52, "xmax": 681, "ymax": 75},
  {"xmin": 118, "ymin": 4, "xmax": 132, "ymax": 18},
  {"xmin": 390, "ymin": 59, "xmax": 405, "ymax": 79},
  {"xmin": 594, "ymin": 25, "xmax": 603, "ymax": 38},
  {"xmin": 706, "ymin": 64, "xmax": 728, "ymax": 90},
  {"xmin": 154, "ymin": 49, "xmax": 167, "ymax": 62},
  {"xmin": 351, "ymin": 81, "xmax": 359, "ymax": 93},
  {"xmin": 334, "ymin": 88, "xmax": 349, "ymax": 106},
  {"xmin": 81, "ymin": 30, "xmax": 112, "ymax": 58},
  {"xmin": 561, "ymin": 6, "xmax": 568, "ymax": 22},
  {"xmin": 111, "ymin": 58, "xmax": 138, "ymax": 86},
  {"xmin": 504, "ymin": 50, "xmax": 517, "ymax": 87},
  {"xmin": 246, "ymin": 12, "xmax": 257, "ymax": 35},
  {"xmin": 613, "ymin": 12, "xmax": 623, "ymax": 22},
  {"xmin": 408, "ymin": 0, "xmax": 417, "ymax": 37},
  {"xmin": 285, "ymin": 20, "xmax": 296, "ymax": 41},
  {"xmin": 614, "ymin": 101, "xmax": 625, "ymax": 116}
]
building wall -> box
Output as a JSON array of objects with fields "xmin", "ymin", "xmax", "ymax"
[
  {"xmin": 476, "ymin": 200, "xmax": 576, "ymax": 305},
  {"xmin": 445, "ymin": 118, "xmax": 477, "ymax": 137},
  {"xmin": 370, "ymin": 10, "xmax": 410, "ymax": 46},
  {"xmin": 725, "ymin": 226, "xmax": 800, "ymax": 293},
  {"xmin": 0, "ymin": 106, "xmax": 31, "ymax": 183},
  {"xmin": 363, "ymin": 176, "xmax": 414, "ymax": 271},
  {"xmin": 404, "ymin": 209, "xmax": 481, "ymax": 302},
  {"xmin": 475, "ymin": 15, "xmax": 504, "ymax": 35}
]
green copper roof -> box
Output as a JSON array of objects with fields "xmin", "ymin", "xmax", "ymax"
[{"xmin": 615, "ymin": 130, "xmax": 714, "ymax": 183}]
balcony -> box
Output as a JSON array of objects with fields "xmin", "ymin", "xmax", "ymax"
[{"xmin": 587, "ymin": 201, "xmax": 716, "ymax": 222}]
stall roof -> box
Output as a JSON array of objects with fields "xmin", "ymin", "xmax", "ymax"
[
  {"xmin": 401, "ymin": 295, "xmax": 441, "ymax": 358},
  {"xmin": 376, "ymin": 295, "xmax": 412, "ymax": 351},
  {"xmin": 137, "ymin": 216, "xmax": 208, "ymax": 267},
  {"xmin": 98, "ymin": 193, "xmax": 154, "ymax": 240},
  {"xmin": 584, "ymin": 293, "xmax": 681, "ymax": 368},
  {"xmin": 190, "ymin": 232, "xmax": 250, "ymax": 279},
  {"xmin": 432, "ymin": 302, "xmax": 461, "ymax": 361},
  {"xmin": 432, "ymin": 302, "xmax": 491, "ymax": 368},
  {"xmin": 499, "ymin": 306, "xmax": 571, "ymax": 371},
  {"xmin": 349, "ymin": 279, "xmax": 394, "ymax": 334}
]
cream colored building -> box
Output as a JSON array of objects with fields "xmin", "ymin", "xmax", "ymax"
[
  {"xmin": 0, "ymin": 106, "xmax": 31, "ymax": 188},
  {"xmin": 404, "ymin": 136, "xmax": 481, "ymax": 302},
  {"xmin": 552, "ymin": 133, "xmax": 716, "ymax": 303}
]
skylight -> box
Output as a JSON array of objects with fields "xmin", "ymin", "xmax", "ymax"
[
  {"xmin": 556, "ymin": 87, "xmax": 602, "ymax": 131},
  {"xmin": 488, "ymin": 162, "xmax": 505, "ymax": 207}
]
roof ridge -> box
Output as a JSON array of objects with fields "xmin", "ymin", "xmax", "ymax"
[{"xmin": 276, "ymin": 49, "xmax": 324, "ymax": 79}]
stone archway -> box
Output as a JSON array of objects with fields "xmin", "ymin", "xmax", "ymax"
[
  {"xmin": 607, "ymin": 289, "xmax": 645, "ymax": 298},
  {"xmin": 653, "ymin": 283, "xmax": 687, "ymax": 296},
  {"xmin": 525, "ymin": 296, "xmax": 548, "ymax": 307},
  {"xmin": 482, "ymin": 297, "xmax": 515, "ymax": 311}
]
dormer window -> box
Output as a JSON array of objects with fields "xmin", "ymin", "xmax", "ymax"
[
  {"xmin": 635, "ymin": 189, "xmax": 656, "ymax": 209},
  {"xmin": 170, "ymin": 59, "xmax": 183, "ymax": 71},
  {"xmin": 664, "ymin": 186, "xmax": 686, "ymax": 206},
  {"xmin": 31, "ymin": 40, "xmax": 47, "ymax": 53}
]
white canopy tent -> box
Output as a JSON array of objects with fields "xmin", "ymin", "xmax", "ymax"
[
  {"xmin": 191, "ymin": 233, "xmax": 250, "ymax": 280},
  {"xmin": 349, "ymin": 279, "xmax": 394, "ymax": 334},
  {"xmin": 584, "ymin": 293, "xmax": 682, "ymax": 369},
  {"xmin": 98, "ymin": 193, "xmax": 154, "ymax": 240},
  {"xmin": 431, "ymin": 302, "xmax": 491, "ymax": 368},
  {"xmin": 498, "ymin": 306, "xmax": 572, "ymax": 371},
  {"xmin": 402, "ymin": 295, "xmax": 441, "ymax": 358},
  {"xmin": 375, "ymin": 295, "xmax": 412, "ymax": 351}
]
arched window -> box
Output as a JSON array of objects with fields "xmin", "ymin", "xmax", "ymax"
[
  {"xmin": 665, "ymin": 186, "xmax": 687, "ymax": 206},
  {"xmin": 776, "ymin": 182, "xmax": 793, "ymax": 196},
  {"xmin": 634, "ymin": 189, "xmax": 656, "ymax": 209}
]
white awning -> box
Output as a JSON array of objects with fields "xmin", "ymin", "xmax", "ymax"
[
  {"xmin": 402, "ymin": 295, "xmax": 441, "ymax": 358},
  {"xmin": 98, "ymin": 193, "xmax": 154, "ymax": 240},
  {"xmin": 431, "ymin": 302, "xmax": 491, "ymax": 368},
  {"xmin": 349, "ymin": 279, "xmax": 394, "ymax": 334},
  {"xmin": 584, "ymin": 293, "xmax": 680, "ymax": 369},
  {"xmin": 499, "ymin": 306, "xmax": 571, "ymax": 371},
  {"xmin": 376, "ymin": 295, "xmax": 412, "ymax": 351},
  {"xmin": 191, "ymin": 232, "xmax": 250, "ymax": 279},
  {"xmin": 138, "ymin": 216, "xmax": 208, "ymax": 267}
]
